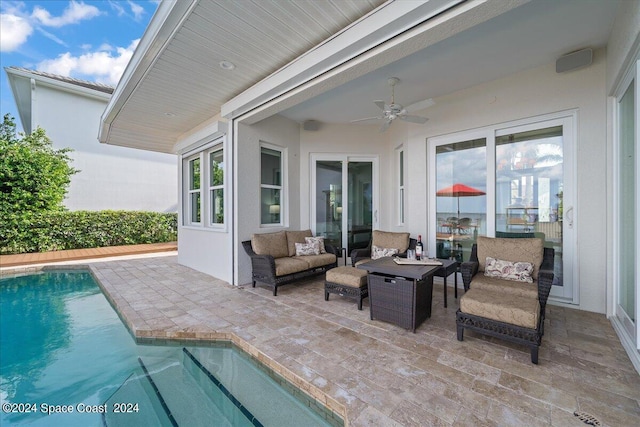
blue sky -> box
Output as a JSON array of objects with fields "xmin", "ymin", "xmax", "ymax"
[{"xmin": 1, "ymin": 0, "xmax": 159, "ymax": 132}]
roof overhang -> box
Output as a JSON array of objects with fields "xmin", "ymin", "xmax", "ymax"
[
  {"xmin": 101, "ymin": 0, "xmax": 529, "ymax": 153},
  {"xmin": 6, "ymin": 66, "xmax": 112, "ymax": 134}
]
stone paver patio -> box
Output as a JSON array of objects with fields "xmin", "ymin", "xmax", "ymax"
[{"xmin": 3, "ymin": 255, "xmax": 639, "ymax": 426}]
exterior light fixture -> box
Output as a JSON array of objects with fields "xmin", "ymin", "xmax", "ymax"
[{"xmin": 219, "ymin": 60, "xmax": 235, "ymax": 70}]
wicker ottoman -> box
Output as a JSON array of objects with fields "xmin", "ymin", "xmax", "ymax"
[{"xmin": 325, "ymin": 266, "xmax": 369, "ymax": 310}]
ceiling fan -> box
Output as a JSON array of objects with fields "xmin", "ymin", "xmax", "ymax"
[{"xmin": 350, "ymin": 77, "xmax": 434, "ymax": 132}]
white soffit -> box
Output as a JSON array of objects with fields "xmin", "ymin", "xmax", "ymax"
[
  {"xmin": 99, "ymin": 0, "xmax": 386, "ymax": 153},
  {"xmin": 230, "ymin": 0, "xmax": 530, "ymax": 125},
  {"xmin": 221, "ymin": 0, "xmax": 467, "ymax": 120}
]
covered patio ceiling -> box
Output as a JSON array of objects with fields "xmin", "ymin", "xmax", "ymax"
[{"xmin": 99, "ymin": 0, "xmax": 619, "ymax": 154}]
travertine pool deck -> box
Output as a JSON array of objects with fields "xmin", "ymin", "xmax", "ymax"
[{"xmin": 3, "ymin": 255, "xmax": 639, "ymax": 426}]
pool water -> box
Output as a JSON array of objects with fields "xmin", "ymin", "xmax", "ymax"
[{"xmin": 0, "ymin": 271, "xmax": 338, "ymax": 426}]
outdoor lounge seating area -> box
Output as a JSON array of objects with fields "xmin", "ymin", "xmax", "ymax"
[{"xmin": 50, "ymin": 255, "xmax": 640, "ymax": 426}]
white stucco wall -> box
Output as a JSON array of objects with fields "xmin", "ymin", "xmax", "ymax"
[
  {"xmin": 235, "ymin": 115, "xmax": 302, "ymax": 286},
  {"xmin": 174, "ymin": 120, "xmax": 232, "ymax": 283},
  {"xmin": 605, "ymin": 0, "xmax": 640, "ymax": 94},
  {"xmin": 392, "ymin": 49, "xmax": 607, "ymax": 314},
  {"xmin": 178, "ymin": 226, "xmax": 232, "ymax": 283},
  {"xmin": 33, "ymin": 84, "xmax": 177, "ymax": 212}
]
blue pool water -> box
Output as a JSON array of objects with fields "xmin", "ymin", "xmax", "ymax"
[{"xmin": 0, "ymin": 271, "xmax": 337, "ymax": 427}]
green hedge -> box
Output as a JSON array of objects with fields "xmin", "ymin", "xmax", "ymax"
[{"xmin": 0, "ymin": 210, "xmax": 177, "ymax": 255}]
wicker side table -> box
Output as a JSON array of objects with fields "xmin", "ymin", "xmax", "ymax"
[{"xmin": 357, "ymin": 257, "xmax": 438, "ymax": 332}]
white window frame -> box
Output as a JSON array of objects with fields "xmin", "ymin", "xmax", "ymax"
[
  {"xmin": 184, "ymin": 154, "xmax": 202, "ymax": 226},
  {"xmin": 260, "ymin": 142, "xmax": 287, "ymax": 227},
  {"xmin": 397, "ymin": 146, "xmax": 405, "ymax": 225},
  {"xmin": 207, "ymin": 146, "xmax": 225, "ymax": 228},
  {"xmin": 181, "ymin": 137, "xmax": 226, "ymax": 230}
]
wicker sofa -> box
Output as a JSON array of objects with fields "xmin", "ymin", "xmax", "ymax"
[
  {"xmin": 350, "ymin": 230, "xmax": 416, "ymax": 266},
  {"xmin": 242, "ymin": 230, "xmax": 338, "ymax": 296},
  {"xmin": 456, "ymin": 236, "xmax": 554, "ymax": 364}
]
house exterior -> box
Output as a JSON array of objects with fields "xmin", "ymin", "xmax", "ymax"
[
  {"xmin": 5, "ymin": 66, "xmax": 177, "ymax": 212},
  {"xmin": 98, "ymin": 0, "xmax": 639, "ymax": 372}
]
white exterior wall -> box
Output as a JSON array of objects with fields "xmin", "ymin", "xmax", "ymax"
[
  {"xmin": 392, "ymin": 49, "xmax": 607, "ymax": 314},
  {"xmin": 33, "ymin": 83, "xmax": 177, "ymax": 212},
  {"xmin": 235, "ymin": 115, "xmax": 301, "ymax": 286},
  {"xmin": 175, "ymin": 120, "xmax": 231, "ymax": 283}
]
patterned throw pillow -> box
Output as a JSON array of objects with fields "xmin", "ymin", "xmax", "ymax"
[
  {"xmin": 371, "ymin": 245, "xmax": 398, "ymax": 260},
  {"xmin": 305, "ymin": 236, "xmax": 326, "ymax": 254},
  {"xmin": 295, "ymin": 242, "xmax": 320, "ymax": 256},
  {"xmin": 484, "ymin": 256, "xmax": 534, "ymax": 283}
]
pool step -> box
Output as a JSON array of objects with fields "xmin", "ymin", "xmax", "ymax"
[
  {"xmin": 137, "ymin": 352, "xmax": 257, "ymax": 427},
  {"xmin": 102, "ymin": 368, "xmax": 176, "ymax": 427},
  {"xmin": 187, "ymin": 347, "xmax": 333, "ymax": 427}
]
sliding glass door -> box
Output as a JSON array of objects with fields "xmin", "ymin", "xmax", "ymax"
[
  {"xmin": 312, "ymin": 155, "xmax": 378, "ymax": 254},
  {"xmin": 429, "ymin": 113, "xmax": 576, "ymax": 303},
  {"xmin": 615, "ymin": 66, "xmax": 638, "ymax": 342}
]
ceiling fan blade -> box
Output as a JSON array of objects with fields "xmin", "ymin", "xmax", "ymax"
[
  {"xmin": 406, "ymin": 98, "xmax": 435, "ymax": 112},
  {"xmin": 399, "ymin": 114, "xmax": 429, "ymax": 124},
  {"xmin": 350, "ymin": 116, "xmax": 381, "ymax": 123},
  {"xmin": 379, "ymin": 119, "xmax": 392, "ymax": 132},
  {"xmin": 373, "ymin": 100, "xmax": 387, "ymax": 110}
]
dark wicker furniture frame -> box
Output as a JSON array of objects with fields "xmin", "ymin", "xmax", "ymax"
[
  {"xmin": 242, "ymin": 240, "xmax": 339, "ymax": 296},
  {"xmin": 324, "ymin": 280, "xmax": 368, "ymax": 310},
  {"xmin": 456, "ymin": 243, "xmax": 555, "ymax": 364}
]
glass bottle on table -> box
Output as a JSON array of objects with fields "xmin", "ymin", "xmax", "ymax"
[{"xmin": 415, "ymin": 235, "xmax": 423, "ymax": 260}]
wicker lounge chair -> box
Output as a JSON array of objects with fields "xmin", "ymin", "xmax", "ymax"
[
  {"xmin": 456, "ymin": 236, "xmax": 554, "ymax": 364},
  {"xmin": 350, "ymin": 230, "xmax": 416, "ymax": 266}
]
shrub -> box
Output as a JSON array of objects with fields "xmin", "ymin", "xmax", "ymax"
[{"xmin": 0, "ymin": 210, "xmax": 177, "ymax": 254}]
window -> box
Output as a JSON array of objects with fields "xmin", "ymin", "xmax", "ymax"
[
  {"xmin": 261, "ymin": 145, "xmax": 283, "ymax": 225},
  {"xmin": 187, "ymin": 156, "xmax": 201, "ymax": 224},
  {"xmin": 182, "ymin": 139, "xmax": 225, "ymax": 228},
  {"xmin": 397, "ymin": 147, "xmax": 405, "ymax": 224},
  {"xmin": 209, "ymin": 148, "xmax": 224, "ymax": 225}
]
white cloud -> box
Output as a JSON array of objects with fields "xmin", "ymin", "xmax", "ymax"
[
  {"xmin": 0, "ymin": 13, "xmax": 33, "ymax": 52},
  {"xmin": 109, "ymin": 1, "xmax": 126, "ymax": 17},
  {"xmin": 128, "ymin": 1, "xmax": 145, "ymax": 22},
  {"xmin": 35, "ymin": 26, "xmax": 68, "ymax": 47},
  {"xmin": 32, "ymin": 0, "xmax": 101, "ymax": 28},
  {"xmin": 37, "ymin": 39, "xmax": 140, "ymax": 86}
]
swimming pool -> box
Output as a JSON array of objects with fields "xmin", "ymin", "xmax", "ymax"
[{"xmin": 0, "ymin": 270, "xmax": 338, "ymax": 426}]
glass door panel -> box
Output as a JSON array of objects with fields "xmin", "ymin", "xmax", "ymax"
[
  {"xmin": 496, "ymin": 126, "xmax": 564, "ymax": 286},
  {"xmin": 314, "ymin": 161, "xmax": 342, "ymax": 249},
  {"xmin": 435, "ymin": 139, "xmax": 487, "ymax": 262},
  {"xmin": 313, "ymin": 156, "xmax": 377, "ymax": 253},
  {"xmin": 618, "ymin": 79, "xmax": 636, "ymax": 333},
  {"xmin": 348, "ymin": 162, "xmax": 373, "ymax": 254}
]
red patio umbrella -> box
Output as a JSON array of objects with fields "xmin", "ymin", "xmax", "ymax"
[{"xmin": 436, "ymin": 183, "xmax": 486, "ymax": 218}]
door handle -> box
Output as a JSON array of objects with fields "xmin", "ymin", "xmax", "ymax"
[{"xmin": 565, "ymin": 206, "xmax": 573, "ymax": 228}]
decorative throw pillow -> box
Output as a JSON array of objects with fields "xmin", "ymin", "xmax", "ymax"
[
  {"xmin": 371, "ymin": 245, "xmax": 398, "ymax": 260},
  {"xmin": 305, "ymin": 236, "xmax": 326, "ymax": 254},
  {"xmin": 295, "ymin": 242, "xmax": 320, "ymax": 256},
  {"xmin": 484, "ymin": 256, "xmax": 534, "ymax": 283}
]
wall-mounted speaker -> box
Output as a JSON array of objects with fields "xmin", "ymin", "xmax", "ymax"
[
  {"xmin": 303, "ymin": 120, "xmax": 320, "ymax": 131},
  {"xmin": 556, "ymin": 48, "xmax": 593, "ymax": 73}
]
